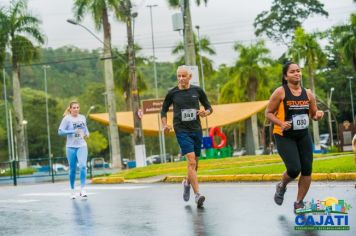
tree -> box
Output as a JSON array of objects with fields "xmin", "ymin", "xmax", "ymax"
[
  {"xmin": 254, "ymin": 0, "xmax": 328, "ymax": 45},
  {"xmin": 232, "ymin": 40, "xmax": 272, "ymax": 102},
  {"xmin": 289, "ymin": 27, "xmax": 327, "ymax": 148},
  {"xmin": 73, "ymin": 0, "xmax": 123, "ymax": 168},
  {"xmin": 0, "ymin": 0, "xmax": 45, "ymax": 168},
  {"xmin": 86, "ymin": 131, "xmax": 108, "ymax": 156},
  {"xmin": 172, "ymin": 33, "xmax": 216, "ymax": 75},
  {"xmin": 167, "ymin": 0, "xmax": 208, "ymax": 65},
  {"xmin": 113, "ymin": 47, "xmax": 147, "ymax": 111},
  {"xmin": 219, "ymin": 40, "xmax": 272, "ymax": 154},
  {"xmin": 336, "ymin": 14, "xmax": 356, "ymax": 71}
]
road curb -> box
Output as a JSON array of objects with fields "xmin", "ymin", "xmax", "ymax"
[
  {"xmin": 91, "ymin": 173, "xmax": 356, "ymax": 184},
  {"xmin": 163, "ymin": 173, "xmax": 356, "ymax": 182},
  {"xmin": 91, "ymin": 176, "xmax": 124, "ymax": 184}
]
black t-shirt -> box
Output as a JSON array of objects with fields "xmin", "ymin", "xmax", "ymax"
[{"xmin": 161, "ymin": 85, "xmax": 212, "ymax": 132}]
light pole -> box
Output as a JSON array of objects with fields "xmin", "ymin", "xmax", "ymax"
[
  {"xmin": 67, "ymin": 19, "xmax": 122, "ymax": 168},
  {"xmin": 86, "ymin": 105, "xmax": 96, "ymax": 118},
  {"xmin": 22, "ymin": 120, "xmax": 29, "ymax": 161},
  {"xmin": 43, "ymin": 65, "xmax": 54, "ymax": 183},
  {"xmin": 348, "ymin": 76, "xmax": 355, "ymax": 125},
  {"xmin": 147, "ymin": 4, "xmax": 166, "ymax": 161},
  {"xmin": 327, "ymin": 87, "xmax": 335, "ymax": 147},
  {"xmin": 3, "ymin": 69, "xmax": 12, "ymax": 162}
]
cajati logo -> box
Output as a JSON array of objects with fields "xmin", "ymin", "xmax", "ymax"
[{"xmin": 294, "ymin": 197, "xmax": 351, "ymax": 231}]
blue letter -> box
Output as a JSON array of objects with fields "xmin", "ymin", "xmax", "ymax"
[
  {"xmin": 306, "ymin": 215, "xmax": 315, "ymax": 225},
  {"xmin": 325, "ymin": 216, "xmax": 334, "ymax": 225},
  {"xmin": 334, "ymin": 215, "xmax": 343, "ymax": 225},
  {"xmin": 295, "ymin": 215, "xmax": 305, "ymax": 225},
  {"xmin": 315, "ymin": 215, "xmax": 324, "ymax": 225}
]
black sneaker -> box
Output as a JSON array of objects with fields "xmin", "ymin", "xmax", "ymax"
[
  {"xmin": 294, "ymin": 201, "xmax": 305, "ymax": 214},
  {"xmin": 195, "ymin": 194, "xmax": 205, "ymax": 208},
  {"xmin": 274, "ymin": 182, "xmax": 286, "ymax": 205},
  {"xmin": 182, "ymin": 179, "xmax": 191, "ymax": 202}
]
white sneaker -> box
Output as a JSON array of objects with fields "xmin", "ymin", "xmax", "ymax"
[
  {"xmin": 80, "ymin": 189, "xmax": 88, "ymax": 198},
  {"xmin": 70, "ymin": 190, "xmax": 76, "ymax": 199}
]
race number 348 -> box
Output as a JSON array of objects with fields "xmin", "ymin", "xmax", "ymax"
[{"xmin": 181, "ymin": 109, "xmax": 197, "ymax": 121}]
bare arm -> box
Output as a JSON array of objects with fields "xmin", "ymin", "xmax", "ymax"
[
  {"xmin": 265, "ymin": 87, "xmax": 292, "ymax": 131},
  {"xmin": 307, "ymin": 89, "xmax": 324, "ymax": 121}
]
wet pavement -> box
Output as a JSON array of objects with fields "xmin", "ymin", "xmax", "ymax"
[{"xmin": 0, "ymin": 182, "xmax": 355, "ymax": 236}]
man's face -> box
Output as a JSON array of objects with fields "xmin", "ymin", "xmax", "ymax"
[{"xmin": 177, "ymin": 68, "xmax": 191, "ymax": 87}]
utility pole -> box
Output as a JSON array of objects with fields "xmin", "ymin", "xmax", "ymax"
[
  {"xmin": 124, "ymin": 0, "xmax": 146, "ymax": 166},
  {"xmin": 180, "ymin": 0, "xmax": 196, "ymax": 65}
]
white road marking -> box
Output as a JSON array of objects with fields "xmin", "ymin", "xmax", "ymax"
[
  {"xmin": 0, "ymin": 199, "xmax": 39, "ymax": 203},
  {"xmin": 21, "ymin": 192, "xmax": 97, "ymax": 197},
  {"xmin": 84, "ymin": 186, "xmax": 151, "ymax": 190}
]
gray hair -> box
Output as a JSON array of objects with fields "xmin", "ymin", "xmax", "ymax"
[{"xmin": 176, "ymin": 65, "xmax": 192, "ymax": 76}]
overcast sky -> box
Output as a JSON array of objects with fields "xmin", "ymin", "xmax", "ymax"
[{"xmin": 2, "ymin": 0, "xmax": 355, "ymax": 66}]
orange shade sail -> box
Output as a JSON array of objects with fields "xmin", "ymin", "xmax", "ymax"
[{"xmin": 89, "ymin": 100, "xmax": 269, "ymax": 136}]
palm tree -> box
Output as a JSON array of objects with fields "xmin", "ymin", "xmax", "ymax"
[
  {"xmin": 289, "ymin": 27, "xmax": 327, "ymax": 149},
  {"xmin": 232, "ymin": 40, "xmax": 272, "ymax": 101},
  {"xmin": 0, "ymin": 0, "xmax": 44, "ymax": 168},
  {"xmin": 337, "ymin": 14, "xmax": 356, "ymax": 70},
  {"xmin": 289, "ymin": 27, "xmax": 326, "ymax": 94},
  {"xmin": 0, "ymin": 8, "xmax": 7, "ymax": 65},
  {"xmin": 229, "ymin": 40, "xmax": 272, "ymax": 155},
  {"xmin": 167, "ymin": 0, "xmax": 208, "ymax": 65},
  {"xmin": 172, "ymin": 33, "xmax": 215, "ymax": 75},
  {"xmin": 112, "ymin": 46, "xmax": 147, "ymax": 111},
  {"xmin": 72, "ymin": 0, "xmax": 124, "ymax": 168}
]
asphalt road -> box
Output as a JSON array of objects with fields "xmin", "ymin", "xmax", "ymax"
[{"xmin": 0, "ymin": 182, "xmax": 355, "ymax": 236}]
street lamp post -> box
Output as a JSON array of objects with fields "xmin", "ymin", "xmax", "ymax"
[
  {"xmin": 86, "ymin": 105, "xmax": 96, "ymax": 118},
  {"xmin": 3, "ymin": 69, "xmax": 12, "ymax": 162},
  {"xmin": 43, "ymin": 65, "xmax": 54, "ymax": 183},
  {"xmin": 22, "ymin": 120, "xmax": 29, "ymax": 161},
  {"xmin": 347, "ymin": 76, "xmax": 355, "ymax": 125},
  {"xmin": 147, "ymin": 4, "xmax": 166, "ymax": 161},
  {"xmin": 67, "ymin": 19, "xmax": 122, "ymax": 168},
  {"xmin": 327, "ymin": 87, "xmax": 335, "ymax": 147}
]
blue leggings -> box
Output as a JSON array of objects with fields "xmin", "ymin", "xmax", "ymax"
[{"xmin": 66, "ymin": 146, "xmax": 88, "ymax": 189}]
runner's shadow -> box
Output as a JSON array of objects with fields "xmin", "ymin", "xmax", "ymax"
[
  {"xmin": 72, "ymin": 200, "xmax": 93, "ymax": 234},
  {"xmin": 185, "ymin": 205, "xmax": 207, "ymax": 236},
  {"xmin": 278, "ymin": 215, "xmax": 319, "ymax": 236}
]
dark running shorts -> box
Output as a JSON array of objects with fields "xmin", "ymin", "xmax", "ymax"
[{"xmin": 176, "ymin": 131, "xmax": 203, "ymax": 157}]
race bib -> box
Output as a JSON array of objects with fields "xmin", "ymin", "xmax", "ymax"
[
  {"xmin": 292, "ymin": 114, "xmax": 309, "ymax": 130},
  {"xmin": 181, "ymin": 109, "xmax": 197, "ymax": 121}
]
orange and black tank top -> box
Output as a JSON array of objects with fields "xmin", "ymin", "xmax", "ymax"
[{"xmin": 273, "ymin": 85, "xmax": 310, "ymax": 136}]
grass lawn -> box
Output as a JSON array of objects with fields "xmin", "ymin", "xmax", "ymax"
[{"xmin": 111, "ymin": 153, "xmax": 355, "ymax": 179}]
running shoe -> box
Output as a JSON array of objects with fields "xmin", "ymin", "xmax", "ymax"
[
  {"xmin": 195, "ymin": 193, "xmax": 205, "ymax": 208},
  {"xmin": 294, "ymin": 200, "xmax": 305, "ymax": 214},
  {"xmin": 274, "ymin": 182, "xmax": 287, "ymax": 205},
  {"xmin": 70, "ymin": 190, "xmax": 76, "ymax": 199},
  {"xmin": 182, "ymin": 179, "xmax": 191, "ymax": 202},
  {"xmin": 80, "ymin": 189, "xmax": 88, "ymax": 198}
]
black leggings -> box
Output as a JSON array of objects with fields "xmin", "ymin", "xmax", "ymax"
[{"xmin": 274, "ymin": 133, "xmax": 313, "ymax": 178}]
